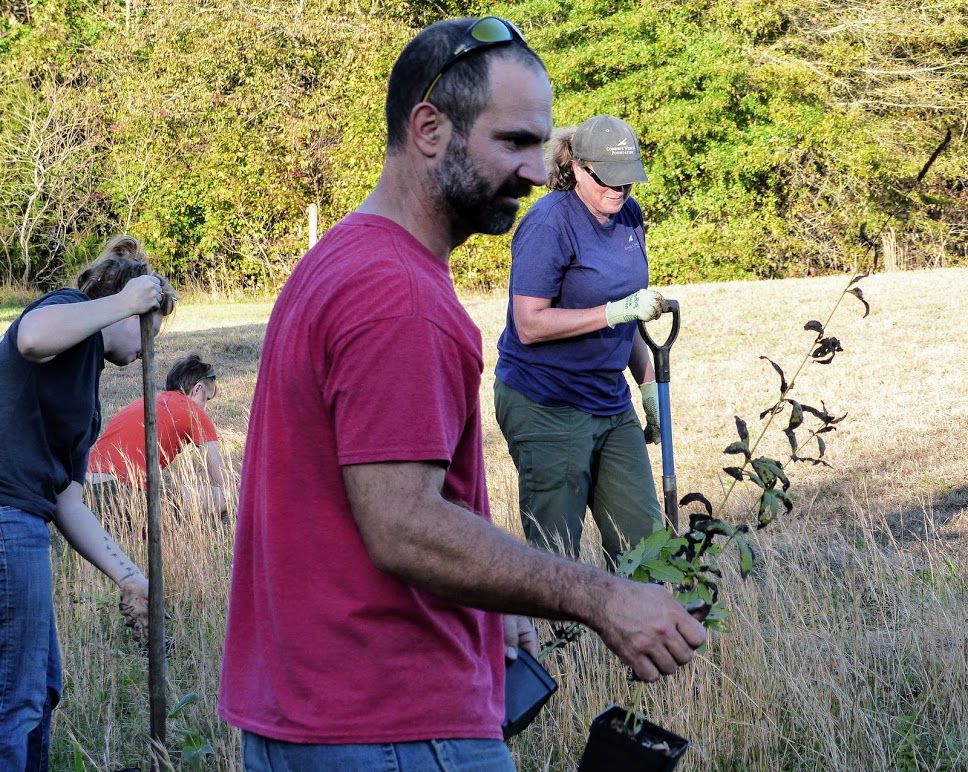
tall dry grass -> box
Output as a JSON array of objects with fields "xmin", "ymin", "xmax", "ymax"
[{"xmin": 48, "ymin": 268, "xmax": 967, "ymax": 770}]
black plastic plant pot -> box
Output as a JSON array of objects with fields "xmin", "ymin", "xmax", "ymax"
[
  {"xmin": 577, "ymin": 705, "xmax": 689, "ymax": 771},
  {"xmin": 502, "ymin": 649, "xmax": 558, "ymax": 740}
]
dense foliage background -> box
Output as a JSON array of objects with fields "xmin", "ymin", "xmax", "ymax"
[{"xmin": 1, "ymin": 0, "xmax": 965, "ymax": 290}]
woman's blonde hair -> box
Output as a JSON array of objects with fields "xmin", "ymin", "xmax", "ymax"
[
  {"xmin": 76, "ymin": 235, "xmax": 178, "ymax": 316},
  {"xmin": 545, "ymin": 126, "xmax": 579, "ymax": 191}
]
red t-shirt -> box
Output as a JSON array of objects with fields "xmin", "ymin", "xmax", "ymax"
[
  {"xmin": 87, "ymin": 391, "xmax": 218, "ymax": 487},
  {"xmin": 218, "ymin": 213, "xmax": 505, "ymax": 743}
]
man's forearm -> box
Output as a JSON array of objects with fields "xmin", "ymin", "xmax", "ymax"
[
  {"xmin": 345, "ymin": 461, "xmax": 707, "ymax": 681},
  {"xmin": 346, "ymin": 464, "xmax": 616, "ymax": 633}
]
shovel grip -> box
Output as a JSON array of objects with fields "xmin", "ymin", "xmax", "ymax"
[{"xmin": 637, "ymin": 299, "xmax": 680, "ymax": 383}]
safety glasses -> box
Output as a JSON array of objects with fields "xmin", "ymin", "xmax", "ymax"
[{"xmin": 422, "ymin": 17, "xmax": 526, "ymax": 103}]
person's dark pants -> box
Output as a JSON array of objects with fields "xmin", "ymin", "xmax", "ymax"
[
  {"xmin": 0, "ymin": 506, "xmax": 62, "ymax": 771},
  {"xmin": 494, "ymin": 379, "xmax": 662, "ymax": 566}
]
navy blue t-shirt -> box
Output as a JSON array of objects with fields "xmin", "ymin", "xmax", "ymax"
[
  {"xmin": 0, "ymin": 289, "xmax": 104, "ymax": 519},
  {"xmin": 495, "ymin": 190, "xmax": 650, "ymax": 415}
]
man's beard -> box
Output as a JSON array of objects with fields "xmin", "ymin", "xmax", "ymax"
[{"xmin": 435, "ymin": 135, "xmax": 532, "ymax": 236}]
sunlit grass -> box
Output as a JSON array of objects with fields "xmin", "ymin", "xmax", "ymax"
[{"xmin": 46, "ymin": 267, "xmax": 968, "ymax": 769}]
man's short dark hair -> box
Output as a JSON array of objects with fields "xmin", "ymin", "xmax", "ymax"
[
  {"xmin": 165, "ymin": 353, "xmax": 215, "ymax": 395},
  {"xmin": 385, "ymin": 18, "xmax": 545, "ymax": 151}
]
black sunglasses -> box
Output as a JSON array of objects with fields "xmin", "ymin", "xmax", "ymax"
[
  {"xmin": 578, "ymin": 164, "xmax": 629, "ymax": 191},
  {"xmin": 422, "ymin": 17, "xmax": 526, "ymax": 103}
]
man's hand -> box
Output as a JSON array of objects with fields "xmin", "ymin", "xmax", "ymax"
[
  {"xmin": 503, "ymin": 614, "xmax": 539, "ymax": 661},
  {"xmin": 118, "ymin": 574, "xmax": 149, "ymax": 640},
  {"xmin": 605, "ymin": 289, "xmax": 669, "ymax": 328},
  {"xmin": 640, "ymin": 380, "xmax": 661, "ymax": 445},
  {"xmin": 119, "ymin": 274, "xmax": 163, "ymax": 316},
  {"xmin": 591, "ymin": 580, "xmax": 706, "ymax": 682}
]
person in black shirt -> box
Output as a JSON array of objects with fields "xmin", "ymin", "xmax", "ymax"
[{"xmin": 0, "ymin": 235, "xmax": 177, "ymax": 769}]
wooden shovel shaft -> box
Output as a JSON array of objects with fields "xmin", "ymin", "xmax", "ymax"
[{"xmin": 140, "ymin": 314, "xmax": 167, "ymax": 763}]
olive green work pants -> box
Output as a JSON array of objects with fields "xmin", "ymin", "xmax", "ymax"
[{"xmin": 494, "ymin": 378, "xmax": 662, "ymax": 567}]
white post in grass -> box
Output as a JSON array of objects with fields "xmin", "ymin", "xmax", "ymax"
[{"xmin": 308, "ymin": 203, "xmax": 318, "ymax": 249}]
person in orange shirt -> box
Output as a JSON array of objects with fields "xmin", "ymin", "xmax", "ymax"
[{"xmin": 87, "ymin": 353, "xmax": 229, "ymax": 519}]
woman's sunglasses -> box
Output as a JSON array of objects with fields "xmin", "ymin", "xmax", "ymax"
[
  {"xmin": 579, "ymin": 164, "xmax": 629, "ymax": 191},
  {"xmin": 422, "ymin": 17, "xmax": 526, "ymax": 103}
]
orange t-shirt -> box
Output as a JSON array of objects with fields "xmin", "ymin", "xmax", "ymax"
[{"xmin": 88, "ymin": 391, "xmax": 218, "ymax": 488}]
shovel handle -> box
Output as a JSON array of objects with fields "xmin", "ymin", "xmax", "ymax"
[{"xmin": 637, "ymin": 299, "xmax": 679, "ymax": 383}]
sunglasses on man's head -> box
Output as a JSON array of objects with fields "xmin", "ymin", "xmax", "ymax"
[{"xmin": 422, "ymin": 17, "xmax": 526, "ymax": 103}]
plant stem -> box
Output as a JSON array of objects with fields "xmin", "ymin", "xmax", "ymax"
[
  {"xmin": 712, "ymin": 279, "xmax": 855, "ymax": 519},
  {"xmin": 624, "ymin": 681, "xmax": 645, "ymax": 726}
]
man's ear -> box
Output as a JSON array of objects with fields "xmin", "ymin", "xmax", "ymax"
[{"xmin": 409, "ymin": 102, "xmax": 450, "ymax": 158}]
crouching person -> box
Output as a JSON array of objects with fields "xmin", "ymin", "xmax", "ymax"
[{"xmin": 87, "ymin": 353, "xmax": 230, "ymax": 526}]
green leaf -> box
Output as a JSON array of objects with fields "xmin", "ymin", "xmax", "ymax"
[
  {"xmin": 817, "ymin": 436, "xmax": 826, "ymax": 457},
  {"xmin": 777, "ymin": 490, "xmax": 793, "ymax": 513},
  {"xmin": 760, "ymin": 356, "xmax": 788, "ymax": 393},
  {"xmin": 722, "ymin": 466, "xmax": 745, "ymax": 481},
  {"xmin": 168, "ymin": 692, "xmax": 199, "ymax": 720},
  {"xmin": 692, "ymin": 517, "xmax": 734, "ymax": 538},
  {"xmin": 639, "ymin": 559, "xmax": 686, "ymax": 584},
  {"xmin": 848, "ymin": 286, "xmax": 870, "ymax": 318},
  {"xmin": 661, "ymin": 537, "xmax": 690, "ymax": 558},
  {"xmin": 785, "ymin": 399, "xmax": 803, "ymax": 430},
  {"xmin": 680, "ymin": 492, "xmax": 713, "ymax": 516},
  {"xmin": 734, "ymin": 415, "xmax": 749, "ymax": 442},
  {"xmin": 759, "ymin": 403, "xmax": 783, "ymax": 419},
  {"xmin": 669, "ymin": 555, "xmax": 694, "ymax": 573},
  {"xmin": 758, "ymin": 491, "xmax": 778, "ymax": 528},
  {"xmin": 737, "ymin": 538, "xmax": 754, "ymax": 578},
  {"xmin": 618, "ymin": 529, "xmax": 672, "ymax": 576},
  {"xmin": 72, "ymin": 742, "xmax": 85, "ymax": 772},
  {"xmin": 752, "ymin": 457, "xmax": 779, "ymax": 488},
  {"xmin": 724, "ymin": 440, "xmax": 750, "ymax": 458}
]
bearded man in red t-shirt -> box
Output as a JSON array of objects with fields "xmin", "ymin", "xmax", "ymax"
[{"xmin": 219, "ymin": 17, "xmax": 707, "ymax": 770}]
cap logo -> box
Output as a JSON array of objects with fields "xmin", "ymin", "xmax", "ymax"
[{"xmin": 605, "ymin": 144, "xmax": 636, "ymax": 156}]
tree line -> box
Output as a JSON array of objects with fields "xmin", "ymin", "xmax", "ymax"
[{"xmin": 1, "ymin": 0, "xmax": 965, "ymax": 291}]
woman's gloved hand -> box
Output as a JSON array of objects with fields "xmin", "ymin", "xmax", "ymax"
[
  {"xmin": 640, "ymin": 380, "xmax": 661, "ymax": 445},
  {"xmin": 605, "ymin": 289, "xmax": 669, "ymax": 328}
]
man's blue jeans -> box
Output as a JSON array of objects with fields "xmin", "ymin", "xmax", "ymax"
[
  {"xmin": 0, "ymin": 506, "xmax": 62, "ymax": 771},
  {"xmin": 243, "ymin": 732, "xmax": 516, "ymax": 771}
]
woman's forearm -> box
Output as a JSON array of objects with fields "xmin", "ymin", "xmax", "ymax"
[
  {"xmin": 53, "ymin": 483, "xmax": 144, "ymax": 585},
  {"xmin": 17, "ymin": 294, "xmax": 133, "ymax": 362},
  {"xmin": 513, "ymin": 296, "xmax": 608, "ymax": 344},
  {"xmin": 629, "ymin": 329, "xmax": 655, "ymax": 384}
]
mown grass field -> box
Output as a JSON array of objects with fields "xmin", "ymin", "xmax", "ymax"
[{"xmin": 3, "ymin": 267, "xmax": 966, "ymax": 770}]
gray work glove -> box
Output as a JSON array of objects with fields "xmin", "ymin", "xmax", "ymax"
[
  {"xmin": 640, "ymin": 380, "xmax": 661, "ymax": 445},
  {"xmin": 605, "ymin": 289, "xmax": 669, "ymax": 328}
]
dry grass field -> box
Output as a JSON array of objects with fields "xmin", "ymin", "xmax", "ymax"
[{"xmin": 4, "ymin": 267, "xmax": 966, "ymax": 769}]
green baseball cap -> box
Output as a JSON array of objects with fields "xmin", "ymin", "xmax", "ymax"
[{"xmin": 572, "ymin": 115, "xmax": 648, "ymax": 187}]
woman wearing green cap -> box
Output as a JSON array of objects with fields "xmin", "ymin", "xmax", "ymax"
[{"xmin": 494, "ymin": 115, "xmax": 665, "ymax": 567}]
